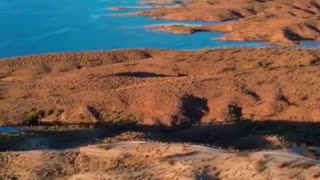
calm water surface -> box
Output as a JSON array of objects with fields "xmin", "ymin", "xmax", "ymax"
[
  {"xmin": 0, "ymin": 127, "xmax": 114, "ymax": 151},
  {"xmin": 0, "ymin": 0, "xmax": 270, "ymax": 59}
]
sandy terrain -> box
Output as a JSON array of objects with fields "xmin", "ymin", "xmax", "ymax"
[
  {"xmin": 0, "ymin": 141, "xmax": 319, "ymax": 180},
  {"xmin": 139, "ymin": 0, "xmax": 320, "ymax": 46},
  {"xmin": 1, "ymin": 49, "xmax": 320, "ymax": 127}
]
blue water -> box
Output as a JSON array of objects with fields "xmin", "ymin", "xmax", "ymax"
[
  {"xmin": 0, "ymin": 0, "xmax": 267, "ymax": 59},
  {"xmin": 0, "ymin": 127, "xmax": 115, "ymax": 151},
  {"xmin": 0, "ymin": 127, "xmax": 21, "ymax": 134},
  {"xmin": 0, "ymin": 0, "xmax": 319, "ymax": 59}
]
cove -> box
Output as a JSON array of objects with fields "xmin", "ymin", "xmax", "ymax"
[{"xmin": 0, "ymin": 0, "xmax": 267, "ymax": 59}]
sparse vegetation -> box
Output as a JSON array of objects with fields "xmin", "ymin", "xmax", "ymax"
[
  {"xmin": 25, "ymin": 110, "xmax": 40, "ymax": 125},
  {"xmin": 23, "ymin": 109, "xmax": 66, "ymax": 125}
]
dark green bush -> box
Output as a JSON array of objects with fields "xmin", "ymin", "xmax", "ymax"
[{"xmin": 25, "ymin": 110, "xmax": 39, "ymax": 125}]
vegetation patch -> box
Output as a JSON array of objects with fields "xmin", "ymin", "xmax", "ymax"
[{"xmin": 24, "ymin": 109, "xmax": 40, "ymax": 125}]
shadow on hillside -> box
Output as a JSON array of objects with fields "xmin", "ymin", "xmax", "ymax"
[
  {"xmin": 1, "ymin": 120, "xmax": 320, "ymax": 151},
  {"xmin": 106, "ymin": 120, "xmax": 320, "ymax": 150}
]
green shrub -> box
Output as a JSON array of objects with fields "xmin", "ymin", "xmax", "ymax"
[{"xmin": 25, "ymin": 110, "xmax": 39, "ymax": 125}]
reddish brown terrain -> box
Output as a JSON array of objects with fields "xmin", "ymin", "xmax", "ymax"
[
  {"xmin": 140, "ymin": 0, "xmax": 320, "ymax": 46},
  {"xmin": 1, "ymin": 49, "xmax": 320, "ymax": 126}
]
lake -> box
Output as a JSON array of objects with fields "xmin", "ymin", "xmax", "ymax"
[{"xmin": 0, "ymin": 0, "xmax": 274, "ymax": 59}]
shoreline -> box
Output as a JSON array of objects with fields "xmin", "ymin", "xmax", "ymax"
[
  {"xmin": 2, "ymin": 119, "xmax": 320, "ymax": 150},
  {"xmin": 136, "ymin": 0, "xmax": 320, "ymax": 46}
]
